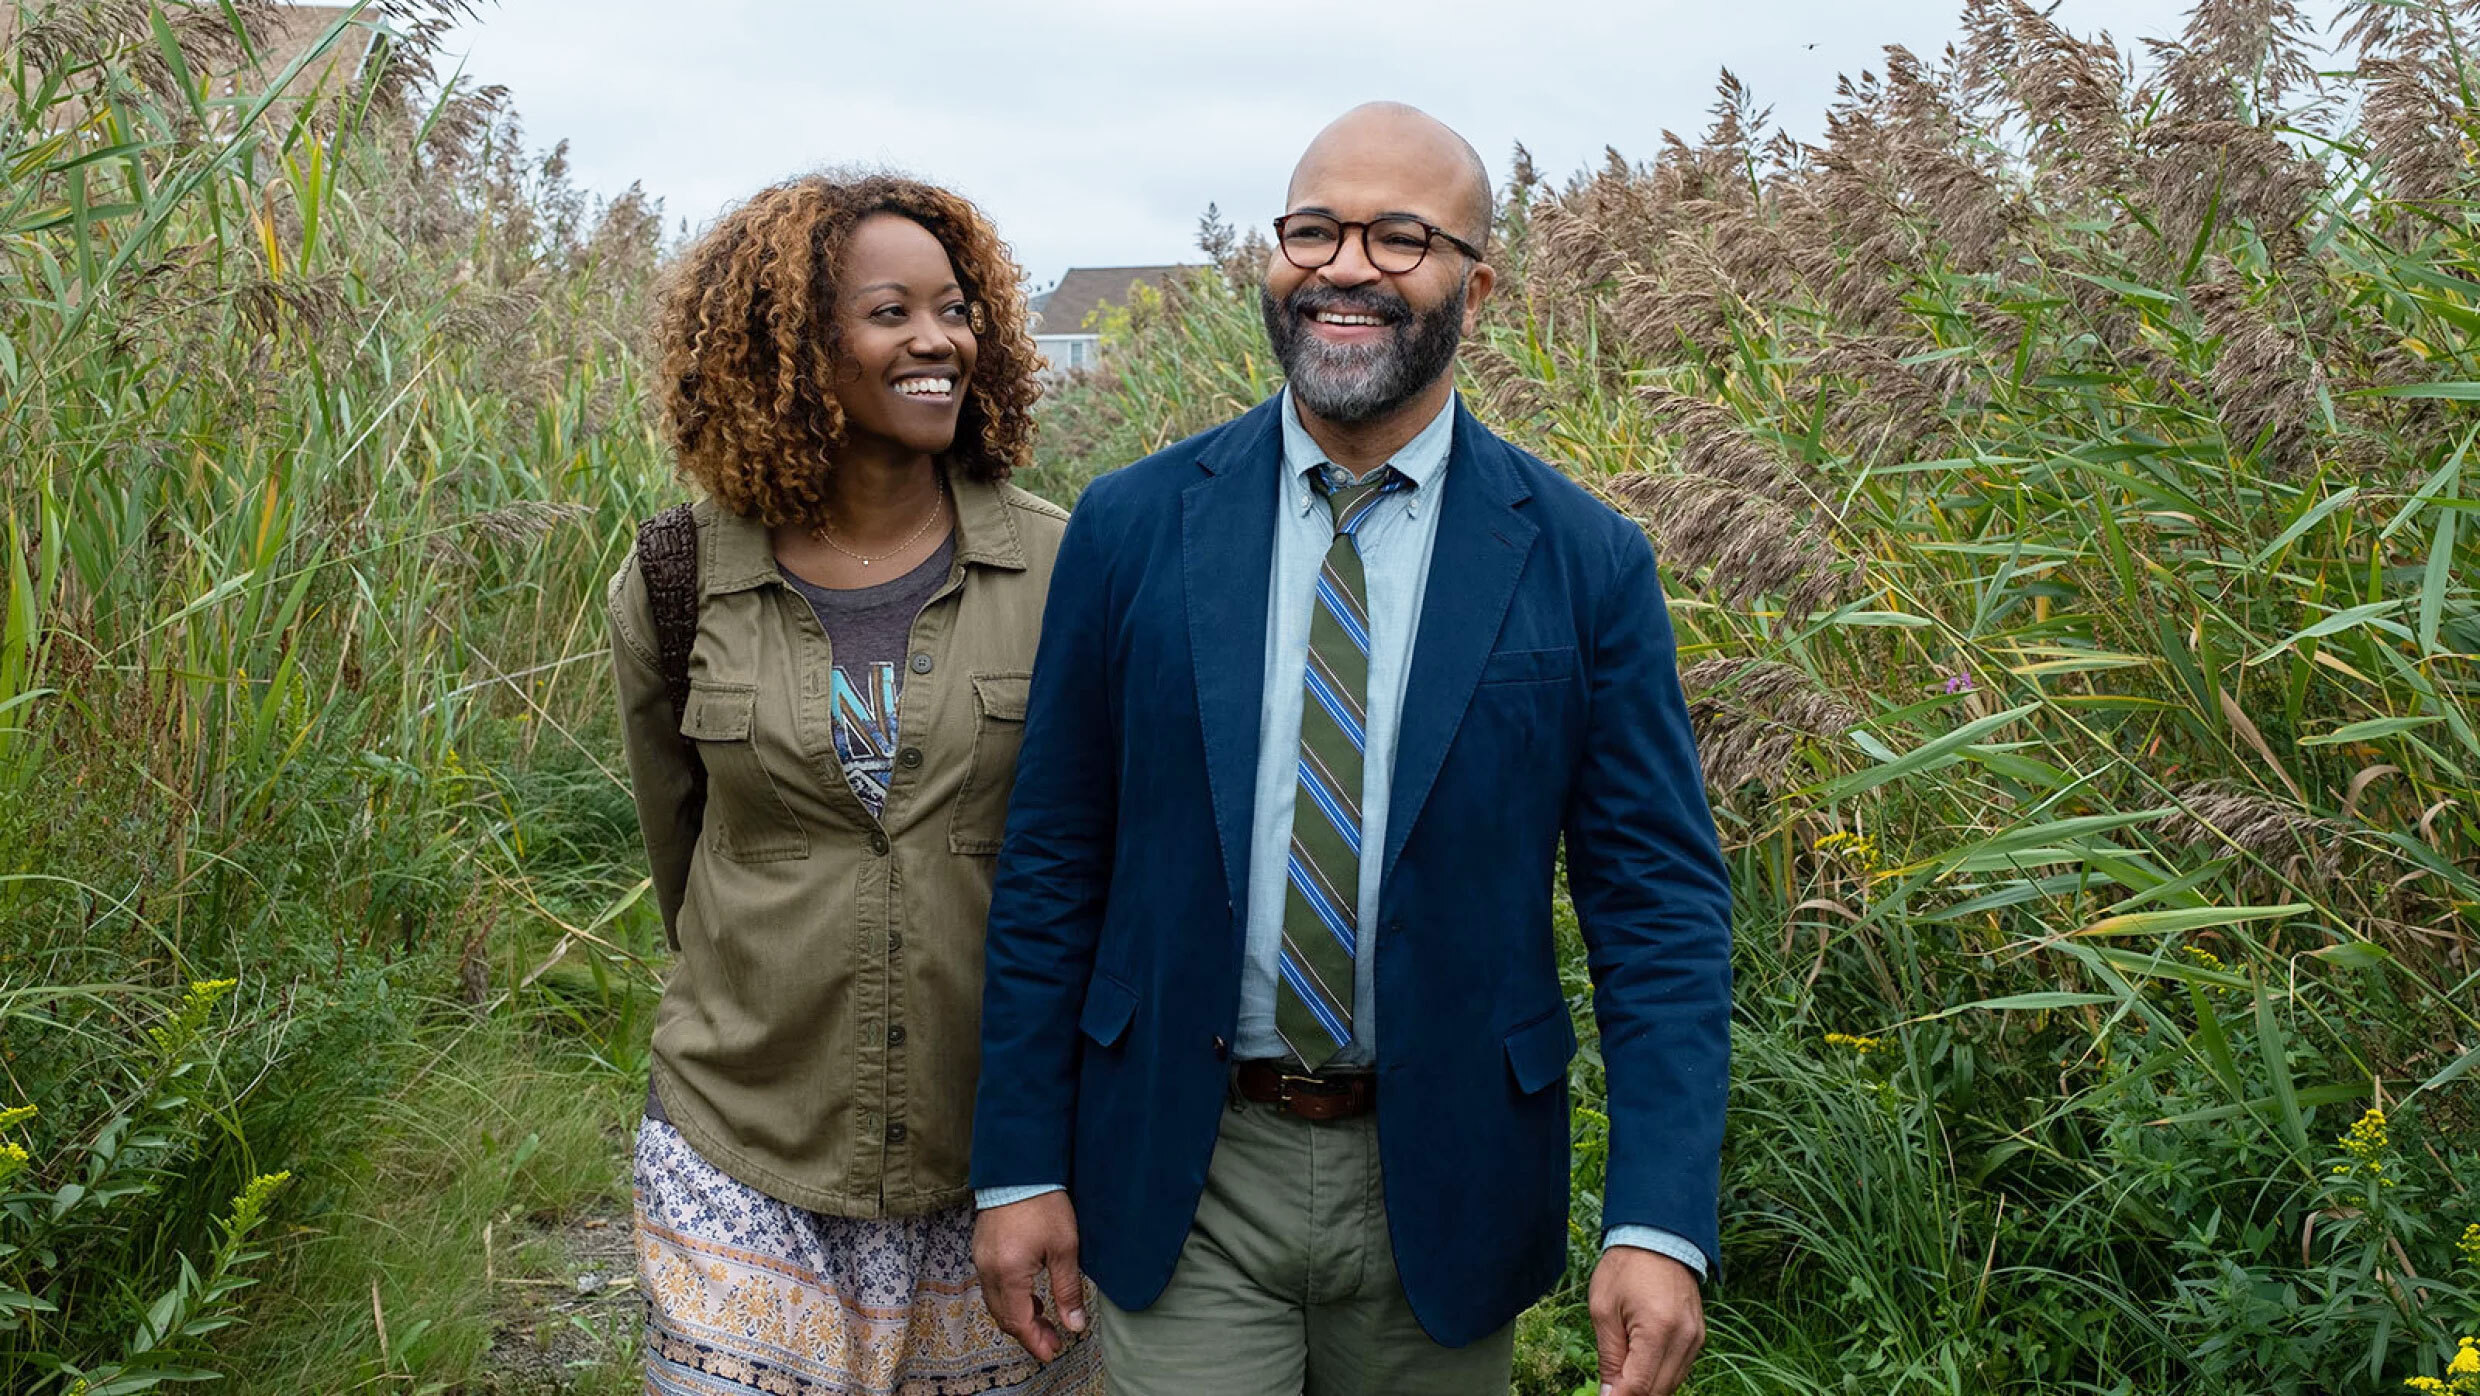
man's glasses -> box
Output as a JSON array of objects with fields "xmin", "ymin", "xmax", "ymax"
[{"xmin": 1272, "ymin": 212, "xmax": 1485, "ymax": 275}]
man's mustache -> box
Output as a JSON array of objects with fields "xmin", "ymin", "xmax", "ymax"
[{"xmin": 1281, "ymin": 285, "xmax": 1412, "ymax": 326}]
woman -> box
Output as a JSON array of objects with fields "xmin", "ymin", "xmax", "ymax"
[{"xmin": 609, "ymin": 172, "xmax": 1099, "ymax": 1395}]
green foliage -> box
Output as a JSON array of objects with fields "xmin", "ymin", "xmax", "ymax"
[
  {"xmin": 1, "ymin": 1, "xmax": 668, "ymax": 1385},
  {"xmin": 1046, "ymin": 6, "xmax": 2480, "ymax": 1391}
]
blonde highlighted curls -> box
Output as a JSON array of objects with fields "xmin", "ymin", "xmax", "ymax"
[{"xmin": 655, "ymin": 172, "xmax": 1039, "ymax": 526}]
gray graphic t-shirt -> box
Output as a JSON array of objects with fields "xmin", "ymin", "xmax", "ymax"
[{"xmin": 781, "ymin": 536, "xmax": 955, "ymax": 819}]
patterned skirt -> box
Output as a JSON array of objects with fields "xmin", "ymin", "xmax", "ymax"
[{"xmin": 634, "ymin": 1117, "xmax": 1104, "ymax": 1396}]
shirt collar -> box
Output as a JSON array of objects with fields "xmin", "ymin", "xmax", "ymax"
[{"xmin": 1278, "ymin": 387, "xmax": 1457, "ymax": 501}]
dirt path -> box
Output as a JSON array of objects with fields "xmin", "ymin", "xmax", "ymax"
[{"xmin": 483, "ymin": 1193, "xmax": 640, "ymax": 1393}]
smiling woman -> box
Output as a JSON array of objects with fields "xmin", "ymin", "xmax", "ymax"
[{"xmin": 612, "ymin": 173, "xmax": 1101, "ymax": 1396}]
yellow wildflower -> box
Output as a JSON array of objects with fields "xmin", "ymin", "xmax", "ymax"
[
  {"xmin": 2182, "ymin": 945, "xmax": 2227, "ymax": 974},
  {"xmin": 0, "ymin": 1103, "xmax": 33, "ymax": 1131},
  {"xmin": 2459, "ymin": 1223, "xmax": 2480, "ymax": 1272},
  {"xmin": 0, "ymin": 1141, "xmax": 28, "ymax": 1185},
  {"xmin": 1824, "ymin": 1032, "xmax": 1883, "ymax": 1054},
  {"xmin": 2410, "ymin": 1338, "xmax": 2480, "ymax": 1392},
  {"xmin": 2333, "ymin": 1108, "xmax": 2391, "ymax": 1186},
  {"xmin": 147, "ymin": 977, "xmax": 241, "ymax": 1059},
  {"xmin": 1814, "ymin": 831, "xmax": 1882, "ymax": 872}
]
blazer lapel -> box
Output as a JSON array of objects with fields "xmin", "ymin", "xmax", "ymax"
[
  {"xmin": 1184, "ymin": 396, "xmax": 1286, "ymax": 916},
  {"xmin": 1382, "ymin": 404, "xmax": 1538, "ymax": 886}
]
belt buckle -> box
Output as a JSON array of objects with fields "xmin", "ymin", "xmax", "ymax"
[{"xmin": 1276, "ymin": 1071, "xmax": 1325, "ymax": 1109}]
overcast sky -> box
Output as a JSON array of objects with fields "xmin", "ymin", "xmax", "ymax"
[{"xmin": 433, "ymin": 0, "xmax": 2343, "ymax": 291}]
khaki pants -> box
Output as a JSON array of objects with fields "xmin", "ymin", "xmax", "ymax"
[{"xmin": 1096, "ymin": 1091, "xmax": 1515, "ymax": 1396}]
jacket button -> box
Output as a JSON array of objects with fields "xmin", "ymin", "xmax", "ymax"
[
  {"xmin": 898, "ymin": 747, "xmax": 924, "ymax": 769},
  {"xmin": 1211, "ymin": 1035, "xmax": 1229, "ymax": 1060},
  {"xmin": 888, "ymin": 930, "xmax": 903, "ymax": 951},
  {"xmin": 869, "ymin": 831, "xmax": 890, "ymax": 856},
  {"xmin": 888, "ymin": 1024, "xmax": 907, "ymax": 1046},
  {"xmin": 886, "ymin": 1122, "xmax": 906, "ymax": 1144},
  {"xmin": 910, "ymin": 652, "xmax": 934, "ymax": 675}
]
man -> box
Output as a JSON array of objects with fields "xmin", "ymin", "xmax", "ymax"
[{"xmin": 970, "ymin": 103, "xmax": 1731, "ymax": 1396}]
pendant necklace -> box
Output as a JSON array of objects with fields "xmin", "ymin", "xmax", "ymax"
[{"xmin": 814, "ymin": 477, "xmax": 947, "ymax": 568}]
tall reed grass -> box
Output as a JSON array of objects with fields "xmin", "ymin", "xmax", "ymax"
[
  {"xmin": 1049, "ymin": 2, "xmax": 2479, "ymax": 1389},
  {"xmin": 2, "ymin": 2, "xmax": 670, "ymax": 1386}
]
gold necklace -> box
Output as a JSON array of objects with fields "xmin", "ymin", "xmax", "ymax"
[{"xmin": 813, "ymin": 478, "xmax": 947, "ymax": 567}]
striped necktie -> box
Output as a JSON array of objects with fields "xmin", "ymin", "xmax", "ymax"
[{"xmin": 1274, "ymin": 465, "xmax": 1410, "ymax": 1070}]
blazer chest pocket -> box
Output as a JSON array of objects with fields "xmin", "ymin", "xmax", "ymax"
[
  {"xmin": 680, "ymin": 681, "xmax": 809, "ymax": 863},
  {"xmin": 948, "ymin": 672, "xmax": 1030, "ymax": 856}
]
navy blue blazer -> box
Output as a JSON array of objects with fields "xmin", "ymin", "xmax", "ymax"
[{"xmin": 970, "ymin": 395, "xmax": 1732, "ymax": 1346}]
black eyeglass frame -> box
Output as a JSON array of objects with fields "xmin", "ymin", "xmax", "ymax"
[{"xmin": 1271, "ymin": 212, "xmax": 1487, "ymax": 274}]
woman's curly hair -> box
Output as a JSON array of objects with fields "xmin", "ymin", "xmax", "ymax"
[{"xmin": 654, "ymin": 171, "xmax": 1040, "ymax": 525}]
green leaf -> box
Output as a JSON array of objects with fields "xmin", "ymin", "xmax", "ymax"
[
  {"xmin": 1918, "ymin": 991, "xmax": 2123, "ymax": 1023},
  {"xmin": 2068, "ymin": 903, "xmax": 2312, "ymax": 938},
  {"xmin": 2297, "ymin": 715, "xmax": 2444, "ymax": 745},
  {"xmin": 2351, "ymin": 380, "xmax": 2480, "ymax": 398},
  {"xmin": 2248, "ymin": 600, "xmax": 2412, "ymax": 663},
  {"xmin": 2247, "ymin": 485, "xmax": 2359, "ymax": 567},
  {"xmin": 2410, "ymin": 1040, "xmax": 2480, "ymax": 1100},
  {"xmin": 1821, "ymin": 702, "xmax": 2040, "ymax": 800},
  {"xmin": 2148, "ymin": 1081, "xmax": 2367, "ymax": 1126}
]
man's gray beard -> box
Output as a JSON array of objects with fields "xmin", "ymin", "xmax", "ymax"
[{"xmin": 1260, "ymin": 279, "xmax": 1468, "ymax": 426}]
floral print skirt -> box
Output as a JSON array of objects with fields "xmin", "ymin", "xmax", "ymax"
[{"xmin": 635, "ymin": 1117, "xmax": 1103, "ymax": 1396}]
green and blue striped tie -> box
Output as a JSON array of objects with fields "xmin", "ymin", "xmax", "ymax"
[{"xmin": 1274, "ymin": 466, "xmax": 1409, "ymax": 1069}]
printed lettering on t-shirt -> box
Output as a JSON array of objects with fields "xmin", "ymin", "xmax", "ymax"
[{"xmin": 831, "ymin": 661, "xmax": 898, "ymax": 817}]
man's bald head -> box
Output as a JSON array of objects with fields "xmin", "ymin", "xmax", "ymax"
[{"xmin": 1286, "ymin": 102, "xmax": 1492, "ymax": 248}]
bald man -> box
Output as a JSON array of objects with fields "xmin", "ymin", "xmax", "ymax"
[{"xmin": 970, "ymin": 103, "xmax": 1731, "ymax": 1396}]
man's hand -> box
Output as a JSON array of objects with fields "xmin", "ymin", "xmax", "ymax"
[
  {"xmin": 973, "ymin": 1191, "xmax": 1088, "ymax": 1363},
  {"xmin": 1589, "ymin": 1246, "xmax": 1705, "ymax": 1396}
]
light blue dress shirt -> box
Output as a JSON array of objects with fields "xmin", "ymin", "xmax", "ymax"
[{"xmin": 978, "ymin": 390, "xmax": 1704, "ymax": 1281}]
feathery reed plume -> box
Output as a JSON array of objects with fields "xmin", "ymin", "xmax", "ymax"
[
  {"xmin": 1810, "ymin": 336, "xmax": 1956, "ymax": 462},
  {"xmin": 2146, "ymin": 0, "xmax": 2319, "ymax": 117},
  {"xmin": 1960, "ymin": 0, "xmax": 2137, "ymax": 199},
  {"xmin": 10, "ymin": 0, "xmax": 275, "ymax": 107},
  {"xmin": 2133, "ymin": 118, "xmax": 2323, "ymax": 263},
  {"xmin": 2357, "ymin": 56, "xmax": 2474, "ymax": 211},
  {"xmin": 1637, "ymin": 386, "xmax": 1818, "ymax": 506},
  {"xmin": 2189, "ymin": 259, "xmax": 2326, "ymax": 475},
  {"xmin": 1679, "ymin": 657, "xmax": 1866, "ymax": 797},
  {"xmin": 1605, "ymin": 472, "xmax": 1845, "ymax": 616},
  {"xmin": 2159, "ymin": 781, "xmax": 2349, "ymax": 887}
]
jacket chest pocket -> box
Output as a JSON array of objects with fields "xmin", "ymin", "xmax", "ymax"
[
  {"xmin": 681, "ymin": 681, "xmax": 810, "ymax": 863},
  {"xmin": 947, "ymin": 672, "xmax": 1029, "ymax": 855}
]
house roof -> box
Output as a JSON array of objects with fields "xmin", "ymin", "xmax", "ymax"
[{"xmin": 1032, "ymin": 265, "xmax": 1195, "ymax": 338}]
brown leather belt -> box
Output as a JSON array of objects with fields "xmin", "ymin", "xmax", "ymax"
[{"xmin": 1233, "ymin": 1061, "xmax": 1377, "ymax": 1121}]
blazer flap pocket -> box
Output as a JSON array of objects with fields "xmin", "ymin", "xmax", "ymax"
[
  {"xmin": 680, "ymin": 682, "xmax": 756, "ymax": 741},
  {"xmin": 1078, "ymin": 973, "xmax": 1138, "ymax": 1048},
  {"xmin": 1479, "ymin": 647, "xmax": 1576, "ymax": 686},
  {"xmin": 972, "ymin": 672, "xmax": 1032, "ymax": 722},
  {"xmin": 1504, "ymin": 1009, "xmax": 1578, "ymax": 1095}
]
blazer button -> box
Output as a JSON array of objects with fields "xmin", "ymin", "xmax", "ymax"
[
  {"xmin": 869, "ymin": 831, "xmax": 890, "ymax": 856},
  {"xmin": 898, "ymin": 747, "xmax": 924, "ymax": 769},
  {"xmin": 1211, "ymin": 1035, "xmax": 1230, "ymax": 1060}
]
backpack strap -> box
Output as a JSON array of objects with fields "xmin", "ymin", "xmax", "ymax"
[{"xmin": 635, "ymin": 502, "xmax": 707, "ymax": 829}]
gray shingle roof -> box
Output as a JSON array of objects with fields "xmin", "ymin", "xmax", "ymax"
[{"xmin": 1032, "ymin": 265, "xmax": 1195, "ymax": 337}]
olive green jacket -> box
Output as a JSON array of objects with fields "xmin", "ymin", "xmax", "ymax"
[{"xmin": 608, "ymin": 476, "xmax": 1067, "ymax": 1217}]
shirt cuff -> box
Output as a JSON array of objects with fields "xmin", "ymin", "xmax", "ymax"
[
  {"xmin": 1603, "ymin": 1225, "xmax": 1709, "ymax": 1281},
  {"xmin": 974, "ymin": 1183, "xmax": 1066, "ymax": 1211}
]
